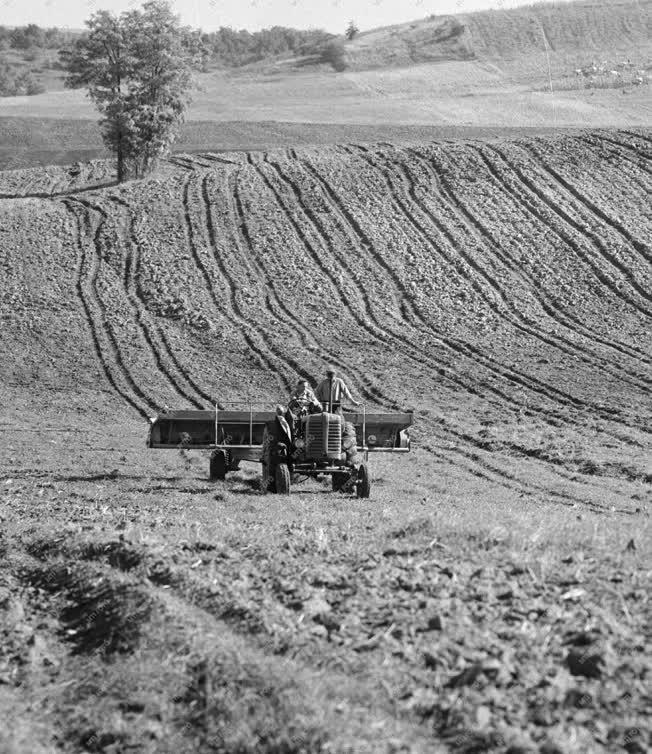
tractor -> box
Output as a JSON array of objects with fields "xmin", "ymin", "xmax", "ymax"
[{"xmin": 147, "ymin": 403, "xmax": 412, "ymax": 498}]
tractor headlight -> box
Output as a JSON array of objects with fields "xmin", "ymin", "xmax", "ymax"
[
  {"xmin": 367, "ymin": 434, "xmax": 377, "ymax": 446},
  {"xmin": 295, "ymin": 438, "xmax": 305, "ymax": 449}
]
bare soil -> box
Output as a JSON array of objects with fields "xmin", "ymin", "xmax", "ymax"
[{"xmin": 0, "ymin": 129, "xmax": 650, "ymax": 753}]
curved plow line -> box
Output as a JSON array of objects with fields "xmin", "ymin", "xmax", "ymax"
[
  {"xmin": 247, "ymin": 155, "xmax": 596, "ymax": 481},
  {"xmin": 518, "ymin": 142, "xmax": 652, "ymax": 270},
  {"xmin": 585, "ymin": 134, "xmax": 652, "ymax": 183},
  {"xmin": 103, "ymin": 193, "xmax": 212, "ymax": 409},
  {"xmin": 202, "ymin": 169, "xmax": 313, "ymax": 394},
  {"xmin": 207, "ymin": 168, "xmax": 389, "ymax": 410},
  {"xmin": 257, "ymin": 151, "xmax": 540, "ymax": 422},
  {"xmin": 483, "ymin": 144, "xmax": 652, "ymax": 320},
  {"xmin": 478, "ymin": 143, "xmax": 652, "ymax": 366},
  {"xmin": 445, "ymin": 144, "xmax": 652, "ymax": 375},
  {"xmin": 275, "ymin": 148, "xmax": 649, "ymax": 456},
  {"xmin": 259, "ymin": 155, "xmax": 403, "ymax": 334},
  {"xmin": 79, "ymin": 194, "xmax": 205, "ymax": 409},
  {"xmin": 421, "ymin": 423, "xmax": 616, "ymax": 514},
  {"xmin": 620, "ymin": 130, "xmax": 652, "ymax": 152},
  {"xmin": 292, "ymin": 150, "xmax": 420, "ymax": 326},
  {"xmin": 482, "ymin": 141, "xmax": 652, "ymax": 326},
  {"xmin": 179, "ymin": 173, "xmax": 289, "ymax": 398},
  {"xmin": 284, "ymin": 149, "xmax": 563, "ymax": 421},
  {"xmin": 62, "ymin": 199, "xmax": 151, "ymax": 420},
  {"xmin": 339, "ymin": 145, "xmax": 646, "ymax": 434},
  {"xmin": 68, "ymin": 197, "xmax": 163, "ymax": 413},
  {"xmin": 365, "ymin": 144, "xmax": 650, "ymax": 386},
  {"xmin": 404, "ymin": 144, "xmax": 652, "ymax": 380}
]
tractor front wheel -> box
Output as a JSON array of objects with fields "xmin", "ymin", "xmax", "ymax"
[
  {"xmin": 355, "ymin": 462, "xmax": 371, "ymax": 498},
  {"xmin": 275, "ymin": 463, "xmax": 291, "ymax": 495},
  {"xmin": 209, "ymin": 450, "xmax": 228, "ymax": 481}
]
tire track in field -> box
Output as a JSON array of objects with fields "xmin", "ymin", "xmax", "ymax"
[
  {"xmin": 254, "ymin": 151, "xmax": 540, "ymax": 419},
  {"xmin": 239, "ymin": 155, "xmax": 609, "ymax": 498},
  {"xmin": 586, "ymin": 134, "xmax": 652, "ymax": 182},
  {"xmin": 114, "ymin": 159, "xmax": 626, "ymax": 508},
  {"xmin": 480, "ymin": 143, "xmax": 652, "ymax": 319},
  {"xmin": 62, "ymin": 178, "xmax": 612, "ymax": 509},
  {"xmin": 620, "ymin": 130, "xmax": 652, "ymax": 153},
  {"xmin": 61, "ymin": 199, "xmax": 151, "ymax": 420},
  {"xmin": 413, "ymin": 143, "xmax": 652, "ymax": 376},
  {"xmin": 203, "ymin": 168, "xmax": 389, "ymax": 408},
  {"xmin": 281, "ymin": 148, "xmax": 558, "ymax": 414},
  {"xmin": 404, "ymin": 143, "xmax": 651, "ymax": 371},
  {"xmin": 364, "ymin": 144, "xmax": 652, "ymax": 389},
  {"xmin": 198, "ymin": 169, "xmax": 313, "ymax": 393},
  {"xmin": 179, "ymin": 171, "xmax": 292, "ymax": 396},
  {"xmin": 77, "ymin": 194, "xmax": 203, "ymax": 409},
  {"xmin": 295, "ymin": 146, "xmax": 646, "ymax": 433},
  {"xmin": 103, "ymin": 193, "xmax": 213, "ymax": 409},
  {"xmin": 515, "ymin": 142, "xmax": 652, "ymax": 270}
]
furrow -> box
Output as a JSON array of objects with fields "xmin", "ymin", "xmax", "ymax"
[
  {"xmin": 587, "ymin": 134, "xmax": 652, "ymax": 181},
  {"xmin": 517, "ymin": 142, "xmax": 652, "ymax": 269},
  {"xmin": 258, "ymin": 151, "xmax": 539, "ymax": 416},
  {"xmin": 61, "ymin": 199, "xmax": 151, "ymax": 420},
  {"xmin": 205, "ymin": 168, "xmax": 390, "ymax": 410},
  {"xmin": 195, "ymin": 169, "xmax": 305, "ymax": 394},
  {"xmin": 406, "ymin": 144, "xmax": 651, "ymax": 373},
  {"xmin": 179, "ymin": 172, "xmax": 290, "ymax": 395},
  {"xmin": 482, "ymin": 143, "xmax": 652, "ymax": 319},
  {"xmin": 432, "ymin": 143, "xmax": 652, "ymax": 374},
  {"xmin": 287, "ymin": 149, "xmax": 560, "ymax": 415},
  {"xmin": 350, "ymin": 145, "xmax": 649, "ymax": 430},
  {"xmin": 292, "ymin": 150, "xmax": 421, "ymax": 326},
  {"xmin": 105, "ymin": 194, "xmax": 212, "ymax": 408}
]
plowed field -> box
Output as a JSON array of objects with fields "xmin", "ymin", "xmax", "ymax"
[{"xmin": 1, "ymin": 130, "xmax": 650, "ymax": 753}]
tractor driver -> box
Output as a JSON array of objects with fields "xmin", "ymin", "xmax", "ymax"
[
  {"xmin": 315, "ymin": 367, "xmax": 360, "ymax": 415},
  {"xmin": 288, "ymin": 379, "xmax": 322, "ymax": 417}
]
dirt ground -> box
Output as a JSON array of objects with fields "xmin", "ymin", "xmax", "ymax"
[{"xmin": 0, "ymin": 129, "xmax": 650, "ymax": 753}]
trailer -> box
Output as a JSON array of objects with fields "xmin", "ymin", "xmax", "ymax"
[{"xmin": 148, "ymin": 403, "xmax": 412, "ymax": 497}]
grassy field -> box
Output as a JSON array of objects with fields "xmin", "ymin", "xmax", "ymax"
[{"xmin": 0, "ymin": 129, "xmax": 650, "ymax": 751}]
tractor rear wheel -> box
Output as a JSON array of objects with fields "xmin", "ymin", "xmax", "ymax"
[
  {"xmin": 209, "ymin": 450, "xmax": 228, "ymax": 481},
  {"xmin": 275, "ymin": 463, "xmax": 291, "ymax": 495},
  {"xmin": 356, "ymin": 462, "xmax": 370, "ymax": 498}
]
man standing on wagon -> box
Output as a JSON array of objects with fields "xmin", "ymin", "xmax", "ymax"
[{"xmin": 316, "ymin": 367, "xmax": 360, "ymax": 414}]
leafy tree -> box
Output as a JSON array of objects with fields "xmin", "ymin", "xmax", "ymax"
[
  {"xmin": 60, "ymin": 1, "xmax": 205, "ymax": 181},
  {"xmin": 345, "ymin": 21, "xmax": 359, "ymax": 41},
  {"xmin": 322, "ymin": 40, "xmax": 347, "ymax": 72}
]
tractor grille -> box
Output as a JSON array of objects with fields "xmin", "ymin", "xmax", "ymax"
[{"xmin": 305, "ymin": 413, "xmax": 342, "ymax": 459}]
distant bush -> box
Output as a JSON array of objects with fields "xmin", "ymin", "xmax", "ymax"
[
  {"xmin": 202, "ymin": 25, "xmax": 334, "ymax": 67},
  {"xmin": 322, "ymin": 40, "xmax": 347, "ymax": 71},
  {"xmin": 0, "ymin": 57, "xmax": 45, "ymax": 96},
  {"xmin": 22, "ymin": 46, "xmax": 39, "ymax": 62}
]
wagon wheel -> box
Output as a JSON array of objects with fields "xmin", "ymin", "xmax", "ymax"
[
  {"xmin": 355, "ymin": 462, "xmax": 371, "ymax": 499},
  {"xmin": 209, "ymin": 449, "xmax": 228, "ymax": 481},
  {"xmin": 275, "ymin": 463, "xmax": 291, "ymax": 495},
  {"xmin": 332, "ymin": 471, "xmax": 349, "ymax": 491},
  {"xmin": 261, "ymin": 427, "xmax": 275, "ymax": 493}
]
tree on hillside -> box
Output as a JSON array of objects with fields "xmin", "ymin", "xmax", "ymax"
[
  {"xmin": 60, "ymin": 1, "xmax": 205, "ymax": 182},
  {"xmin": 345, "ymin": 21, "xmax": 359, "ymax": 41}
]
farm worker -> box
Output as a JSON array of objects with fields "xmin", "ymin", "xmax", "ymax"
[
  {"xmin": 316, "ymin": 367, "xmax": 360, "ymax": 414},
  {"xmin": 288, "ymin": 379, "xmax": 322, "ymax": 416}
]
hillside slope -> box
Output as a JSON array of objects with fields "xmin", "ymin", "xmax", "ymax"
[
  {"xmin": 1, "ymin": 130, "xmax": 651, "ymax": 751},
  {"xmin": 335, "ymin": 0, "xmax": 651, "ymax": 69},
  {"xmin": 2, "ymin": 130, "xmax": 651, "ymax": 500}
]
